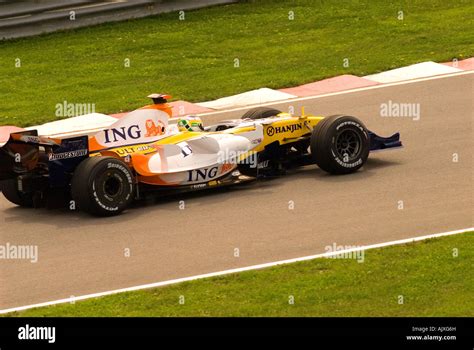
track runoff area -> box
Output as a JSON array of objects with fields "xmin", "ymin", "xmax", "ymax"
[{"xmin": 1, "ymin": 69, "xmax": 472, "ymax": 314}]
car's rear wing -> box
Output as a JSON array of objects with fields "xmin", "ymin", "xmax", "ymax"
[
  {"xmin": 0, "ymin": 130, "xmax": 44, "ymax": 181},
  {"xmin": 0, "ymin": 130, "xmax": 89, "ymax": 185}
]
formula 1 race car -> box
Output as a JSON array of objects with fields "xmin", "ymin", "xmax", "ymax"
[{"xmin": 0, "ymin": 94, "xmax": 402, "ymax": 216}]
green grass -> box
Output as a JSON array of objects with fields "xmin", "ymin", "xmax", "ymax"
[
  {"xmin": 7, "ymin": 232, "xmax": 473, "ymax": 317},
  {"xmin": 0, "ymin": 0, "xmax": 473, "ymax": 126}
]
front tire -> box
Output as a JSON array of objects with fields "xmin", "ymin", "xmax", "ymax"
[
  {"xmin": 71, "ymin": 157, "xmax": 135, "ymax": 216},
  {"xmin": 311, "ymin": 115, "xmax": 369, "ymax": 174}
]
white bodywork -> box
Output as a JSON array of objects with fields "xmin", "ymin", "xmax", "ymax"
[{"xmin": 134, "ymin": 124, "xmax": 264, "ymax": 185}]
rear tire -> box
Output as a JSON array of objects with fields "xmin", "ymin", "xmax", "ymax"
[
  {"xmin": 1, "ymin": 179, "xmax": 34, "ymax": 207},
  {"xmin": 71, "ymin": 157, "xmax": 135, "ymax": 216},
  {"xmin": 241, "ymin": 107, "xmax": 282, "ymax": 120},
  {"xmin": 310, "ymin": 115, "xmax": 369, "ymax": 174}
]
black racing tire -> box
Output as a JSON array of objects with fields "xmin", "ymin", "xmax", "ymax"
[
  {"xmin": 310, "ymin": 115, "xmax": 369, "ymax": 175},
  {"xmin": 241, "ymin": 107, "xmax": 282, "ymax": 120},
  {"xmin": 71, "ymin": 157, "xmax": 135, "ymax": 216},
  {"xmin": 1, "ymin": 179, "xmax": 34, "ymax": 207}
]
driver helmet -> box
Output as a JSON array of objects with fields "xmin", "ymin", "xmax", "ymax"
[{"xmin": 177, "ymin": 115, "xmax": 204, "ymax": 132}]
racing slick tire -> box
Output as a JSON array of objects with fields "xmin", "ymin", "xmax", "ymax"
[
  {"xmin": 71, "ymin": 156, "xmax": 135, "ymax": 216},
  {"xmin": 310, "ymin": 115, "xmax": 369, "ymax": 175},
  {"xmin": 241, "ymin": 107, "xmax": 282, "ymax": 120},
  {"xmin": 1, "ymin": 179, "xmax": 34, "ymax": 207}
]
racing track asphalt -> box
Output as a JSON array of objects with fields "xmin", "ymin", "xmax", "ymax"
[{"xmin": 0, "ymin": 72, "xmax": 472, "ymax": 310}]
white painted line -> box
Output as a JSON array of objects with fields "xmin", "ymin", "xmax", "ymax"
[
  {"xmin": 1, "ymin": 227, "xmax": 472, "ymax": 315},
  {"xmin": 197, "ymin": 69, "xmax": 474, "ymax": 117}
]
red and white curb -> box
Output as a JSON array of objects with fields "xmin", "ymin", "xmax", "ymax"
[
  {"xmin": 196, "ymin": 87, "xmax": 296, "ymax": 110},
  {"xmin": 363, "ymin": 61, "xmax": 463, "ymax": 83},
  {"xmin": 197, "ymin": 59, "xmax": 474, "ymax": 109},
  {"xmin": 196, "ymin": 69, "xmax": 474, "ymax": 117},
  {"xmin": 0, "ymin": 227, "xmax": 472, "ymax": 315}
]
